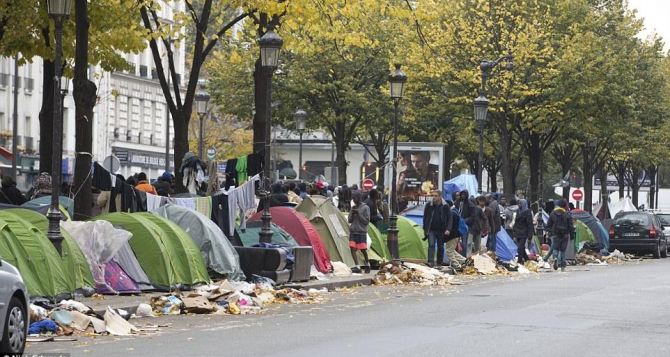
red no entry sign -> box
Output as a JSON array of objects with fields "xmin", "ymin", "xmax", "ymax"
[
  {"xmin": 572, "ymin": 189, "xmax": 583, "ymax": 201},
  {"xmin": 362, "ymin": 178, "xmax": 375, "ymax": 190}
]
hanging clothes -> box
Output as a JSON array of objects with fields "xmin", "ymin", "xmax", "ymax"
[
  {"xmin": 174, "ymin": 197, "xmax": 196, "ymax": 211},
  {"xmin": 92, "ymin": 162, "xmax": 112, "ymax": 191},
  {"xmin": 211, "ymin": 193, "xmax": 232, "ymax": 239},
  {"xmin": 236, "ymin": 156, "xmax": 248, "ymax": 185},
  {"xmin": 195, "ymin": 196, "xmax": 212, "ymax": 217},
  {"xmin": 225, "ymin": 158, "xmax": 238, "ymax": 189},
  {"xmin": 146, "ymin": 193, "xmax": 163, "ymax": 212}
]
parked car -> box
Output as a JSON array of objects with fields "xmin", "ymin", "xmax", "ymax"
[
  {"xmin": 609, "ymin": 211, "xmax": 668, "ymax": 258},
  {"xmin": 651, "ymin": 211, "xmax": 670, "ymax": 239},
  {"xmin": 0, "ymin": 257, "xmax": 28, "ymax": 355}
]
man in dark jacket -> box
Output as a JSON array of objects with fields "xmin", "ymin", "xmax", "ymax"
[
  {"xmin": 458, "ymin": 190, "xmax": 480, "ymax": 257},
  {"xmin": 423, "ymin": 191, "xmax": 453, "ymax": 267},
  {"xmin": 546, "ymin": 199, "xmax": 573, "ymax": 272},
  {"xmin": 512, "ymin": 199, "xmax": 534, "ymax": 264}
]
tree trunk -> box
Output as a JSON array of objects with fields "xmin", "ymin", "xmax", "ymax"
[
  {"xmin": 173, "ymin": 110, "xmax": 190, "ymax": 190},
  {"xmin": 334, "ymin": 120, "xmax": 347, "ymax": 185},
  {"xmin": 527, "ymin": 133, "xmax": 541, "ymax": 205},
  {"xmin": 39, "ymin": 59, "xmax": 55, "ymax": 173},
  {"xmin": 616, "ymin": 164, "xmax": 626, "ymax": 199},
  {"xmin": 498, "ymin": 122, "xmax": 515, "ymax": 199},
  {"xmin": 648, "ymin": 165, "xmax": 657, "ymax": 209},
  {"xmin": 252, "ymin": 58, "xmax": 267, "ymax": 156},
  {"xmin": 630, "ymin": 166, "xmax": 643, "ymax": 208},
  {"xmin": 582, "ymin": 151, "xmax": 593, "ymax": 213},
  {"xmin": 599, "ymin": 168, "xmax": 608, "ymax": 207},
  {"xmin": 72, "ymin": 0, "xmax": 96, "ymax": 220}
]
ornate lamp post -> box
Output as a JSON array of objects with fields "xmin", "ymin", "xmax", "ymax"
[
  {"xmin": 258, "ymin": 29, "xmax": 283, "ymax": 243},
  {"xmin": 388, "ymin": 64, "xmax": 407, "ymax": 265},
  {"xmin": 475, "ymin": 52, "xmax": 513, "ymax": 194},
  {"xmin": 46, "ymin": 0, "xmax": 72, "ymax": 256},
  {"xmin": 195, "ymin": 91, "xmax": 210, "ymax": 161},
  {"xmin": 473, "ymin": 95, "xmax": 489, "ymax": 193},
  {"xmin": 294, "ymin": 109, "xmax": 307, "ymax": 181}
]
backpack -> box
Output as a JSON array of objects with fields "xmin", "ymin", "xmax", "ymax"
[
  {"xmin": 456, "ymin": 211, "xmax": 469, "ymax": 237},
  {"xmin": 553, "ymin": 212, "xmax": 570, "ymax": 235}
]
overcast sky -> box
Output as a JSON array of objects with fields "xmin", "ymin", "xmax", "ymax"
[{"xmin": 627, "ymin": 0, "xmax": 669, "ymax": 48}]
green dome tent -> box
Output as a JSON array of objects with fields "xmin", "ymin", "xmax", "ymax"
[
  {"xmin": 368, "ymin": 223, "xmax": 390, "ymax": 261},
  {"xmin": 574, "ymin": 219, "xmax": 596, "ymax": 252},
  {"xmin": 0, "ymin": 209, "xmax": 94, "ymax": 297},
  {"xmin": 396, "ymin": 216, "xmax": 428, "ymax": 262},
  {"xmin": 92, "ymin": 212, "xmax": 210, "ymax": 290},
  {"xmin": 4, "ymin": 209, "xmax": 94, "ymax": 292},
  {"xmin": 296, "ymin": 195, "xmax": 357, "ymax": 267}
]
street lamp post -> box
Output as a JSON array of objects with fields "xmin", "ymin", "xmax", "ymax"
[
  {"xmin": 474, "ymin": 52, "xmax": 513, "ymax": 194},
  {"xmin": 388, "ymin": 64, "xmax": 407, "ymax": 265},
  {"xmin": 195, "ymin": 91, "xmax": 210, "ymax": 161},
  {"xmin": 294, "ymin": 109, "xmax": 307, "ymax": 181},
  {"xmin": 48, "ymin": 0, "xmax": 70, "ymax": 251},
  {"xmin": 473, "ymin": 95, "xmax": 489, "ymax": 194},
  {"xmin": 258, "ymin": 29, "xmax": 283, "ymax": 243},
  {"xmin": 46, "ymin": 0, "xmax": 72, "ymax": 256}
]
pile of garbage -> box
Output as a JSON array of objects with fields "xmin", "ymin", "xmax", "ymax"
[
  {"xmin": 372, "ymin": 262, "xmax": 457, "ymax": 286},
  {"xmin": 575, "ymin": 249, "xmax": 637, "ymax": 265},
  {"xmin": 150, "ymin": 278, "xmax": 326, "ymax": 316},
  {"xmin": 28, "ymin": 299, "xmax": 155, "ymax": 341}
]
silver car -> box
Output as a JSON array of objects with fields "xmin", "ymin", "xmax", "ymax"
[{"xmin": 0, "ymin": 257, "xmax": 28, "ymax": 355}]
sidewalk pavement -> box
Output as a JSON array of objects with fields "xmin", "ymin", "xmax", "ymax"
[{"xmin": 77, "ymin": 273, "xmax": 377, "ymax": 315}]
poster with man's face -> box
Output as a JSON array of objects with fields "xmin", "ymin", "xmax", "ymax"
[{"xmin": 396, "ymin": 148, "xmax": 441, "ymax": 210}]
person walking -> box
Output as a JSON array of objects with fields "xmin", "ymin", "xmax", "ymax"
[
  {"xmin": 546, "ymin": 199, "xmax": 573, "ymax": 272},
  {"xmin": 458, "ymin": 190, "xmax": 482, "ymax": 257},
  {"xmin": 512, "ymin": 199, "xmax": 533, "ymax": 265},
  {"xmin": 423, "ymin": 191, "xmax": 453, "ymax": 267},
  {"xmin": 349, "ymin": 190, "xmax": 371, "ymax": 273}
]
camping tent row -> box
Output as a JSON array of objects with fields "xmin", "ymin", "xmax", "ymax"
[
  {"xmin": 248, "ymin": 196, "xmax": 429, "ymax": 270},
  {"xmin": 0, "ymin": 205, "xmax": 246, "ymax": 298}
]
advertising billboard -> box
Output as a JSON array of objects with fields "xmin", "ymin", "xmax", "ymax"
[{"xmin": 393, "ymin": 143, "xmax": 445, "ymax": 211}]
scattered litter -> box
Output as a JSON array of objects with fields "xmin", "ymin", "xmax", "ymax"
[
  {"xmin": 332, "ymin": 261, "xmax": 352, "ymax": 276},
  {"xmin": 135, "ymin": 303, "xmax": 153, "ymax": 318},
  {"xmin": 104, "ymin": 307, "xmax": 138, "ymax": 336},
  {"xmin": 517, "ymin": 265, "xmax": 530, "ymax": 274},
  {"xmin": 373, "ymin": 263, "xmax": 456, "ymax": 286},
  {"xmin": 58, "ymin": 300, "xmax": 92, "ymax": 314},
  {"xmin": 28, "ymin": 319, "xmax": 58, "ymax": 334},
  {"xmin": 472, "ymin": 254, "xmax": 498, "ymax": 274}
]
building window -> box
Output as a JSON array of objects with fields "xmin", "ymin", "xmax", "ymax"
[
  {"xmin": 140, "ymin": 65, "xmax": 148, "ymax": 78},
  {"xmin": 23, "ymin": 77, "xmax": 33, "ymax": 92},
  {"xmin": 0, "ymin": 112, "xmax": 5, "ymax": 131},
  {"xmin": 24, "ymin": 116, "xmax": 31, "ymax": 137}
]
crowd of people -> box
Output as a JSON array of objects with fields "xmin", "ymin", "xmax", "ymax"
[{"xmin": 421, "ymin": 189, "xmax": 576, "ymax": 272}]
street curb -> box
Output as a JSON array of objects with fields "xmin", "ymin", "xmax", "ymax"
[{"xmin": 282, "ymin": 276, "xmax": 374, "ymax": 291}]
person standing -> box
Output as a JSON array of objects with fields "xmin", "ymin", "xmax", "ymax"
[
  {"xmin": 365, "ymin": 188, "xmax": 383, "ymax": 228},
  {"xmin": 513, "ymin": 199, "xmax": 534, "ymax": 265},
  {"xmin": 474, "ymin": 196, "xmax": 490, "ymax": 255},
  {"xmin": 135, "ymin": 172, "xmax": 157, "ymax": 195},
  {"xmin": 349, "ymin": 190, "xmax": 371, "ymax": 273},
  {"xmin": 546, "ymin": 199, "xmax": 573, "ymax": 272},
  {"xmin": 445, "ymin": 200, "xmax": 467, "ymax": 269},
  {"xmin": 458, "ymin": 190, "xmax": 480, "ymax": 257},
  {"xmin": 423, "ymin": 191, "xmax": 453, "ymax": 267},
  {"xmin": 485, "ymin": 194, "xmax": 502, "ymax": 257}
]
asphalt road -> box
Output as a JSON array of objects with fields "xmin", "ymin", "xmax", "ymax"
[{"xmin": 27, "ymin": 259, "xmax": 670, "ymax": 357}]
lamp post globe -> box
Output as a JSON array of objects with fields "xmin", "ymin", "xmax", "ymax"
[
  {"xmin": 195, "ymin": 91, "xmax": 210, "ymax": 161},
  {"xmin": 295, "ymin": 109, "xmax": 307, "ymax": 181},
  {"xmin": 473, "ymin": 95, "xmax": 489, "ymax": 122},
  {"xmin": 389, "ymin": 64, "xmax": 407, "ymax": 99},
  {"xmin": 259, "ymin": 30, "xmax": 283, "ymax": 69},
  {"xmin": 47, "ymin": 0, "xmax": 73, "ymax": 17}
]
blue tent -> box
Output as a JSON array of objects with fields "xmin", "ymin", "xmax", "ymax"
[
  {"xmin": 442, "ymin": 174, "xmax": 479, "ymax": 201},
  {"xmin": 496, "ymin": 229, "xmax": 518, "ymax": 262},
  {"xmin": 569, "ymin": 210, "xmax": 610, "ymax": 251},
  {"xmin": 400, "ymin": 204, "xmax": 425, "ymax": 226},
  {"xmin": 22, "ymin": 196, "xmax": 74, "ymax": 217}
]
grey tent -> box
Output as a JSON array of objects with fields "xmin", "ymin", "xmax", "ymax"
[
  {"xmin": 114, "ymin": 242, "xmax": 154, "ymax": 291},
  {"xmin": 155, "ymin": 204, "xmax": 244, "ymax": 280}
]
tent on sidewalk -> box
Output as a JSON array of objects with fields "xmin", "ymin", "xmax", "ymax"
[
  {"xmin": 610, "ymin": 197, "xmax": 637, "ymax": 217},
  {"xmin": 296, "ymin": 195, "xmax": 357, "ymax": 267},
  {"xmin": 368, "ymin": 224, "xmax": 390, "ymax": 261},
  {"xmin": 114, "ymin": 242, "xmax": 154, "ymax": 291},
  {"xmin": 236, "ymin": 221, "xmax": 299, "ymax": 247},
  {"xmin": 396, "ymin": 216, "xmax": 428, "ymax": 262},
  {"xmin": 495, "ymin": 229, "xmax": 518, "ymax": 262},
  {"xmin": 442, "ymin": 174, "xmax": 479, "ymax": 201},
  {"xmin": 400, "ymin": 204, "xmax": 426, "ymax": 227},
  {"xmin": 61, "ymin": 220, "xmax": 142, "ymax": 295},
  {"xmin": 21, "ymin": 196, "xmax": 75, "ymax": 218},
  {"xmin": 92, "ymin": 212, "xmax": 210, "ymax": 290},
  {"xmin": 0, "ymin": 209, "xmax": 94, "ymax": 293},
  {"xmin": 570, "ymin": 210, "xmax": 609, "ymax": 250},
  {"xmin": 155, "ymin": 204, "xmax": 245, "ymax": 280},
  {"xmin": 249, "ymin": 207, "xmax": 332, "ymax": 273},
  {"xmin": 0, "ymin": 212, "xmax": 71, "ymax": 297}
]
